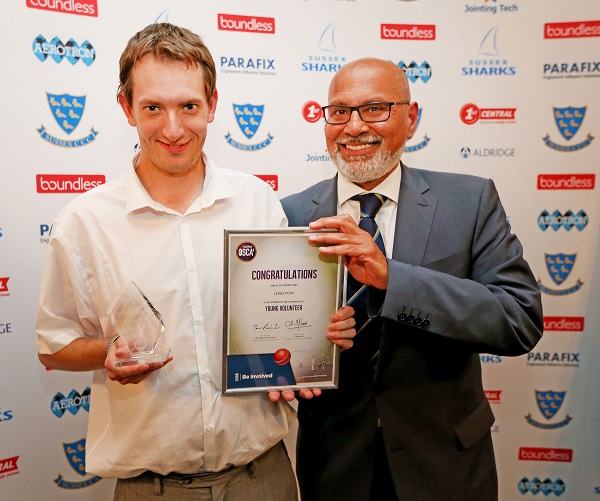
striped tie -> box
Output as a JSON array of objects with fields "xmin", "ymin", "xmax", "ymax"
[{"xmin": 346, "ymin": 193, "xmax": 386, "ymax": 363}]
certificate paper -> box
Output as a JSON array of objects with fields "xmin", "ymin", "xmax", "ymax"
[{"xmin": 223, "ymin": 228, "xmax": 343, "ymax": 394}]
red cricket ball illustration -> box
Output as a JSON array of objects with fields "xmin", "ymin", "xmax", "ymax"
[{"xmin": 273, "ymin": 348, "xmax": 291, "ymax": 366}]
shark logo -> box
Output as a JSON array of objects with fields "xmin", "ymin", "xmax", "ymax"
[{"xmin": 543, "ymin": 105, "xmax": 594, "ymax": 151}]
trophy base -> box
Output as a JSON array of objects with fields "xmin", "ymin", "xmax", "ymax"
[{"xmin": 115, "ymin": 347, "xmax": 172, "ymax": 366}]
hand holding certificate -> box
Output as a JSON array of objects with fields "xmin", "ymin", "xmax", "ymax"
[{"xmin": 223, "ymin": 229, "xmax": 343, "ymax": 394}]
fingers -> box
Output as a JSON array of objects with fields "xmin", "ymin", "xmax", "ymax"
[
  {"xmin": 327, "ymin": 305, "xmax": 356, "ymax": 350},
  {"xmin": 105, "ymin": 356, "xmax": 172, "ymax": 385},
  {"xmin": 308, "ymin": 214, "xmax": 359, "ymax": 233},
  {"xmin": 268, "ymin": 388, "xmax": 323, "ymax": 402},
  {"xmin": 297, "ymin": 388, "xmax": 322, "ymax": 399}
]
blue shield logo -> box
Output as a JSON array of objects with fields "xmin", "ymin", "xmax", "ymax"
[
  {"xmin": 47, "ymin": 93, "xmax": 86, "ymax": 134},
  {"xmin": 545, "ymin": 253, "xmax": 576, "ymax": 285},
  {"xmin": 553, "ymin": 106, "xmax": 586, "ymax": 141},
  {"xmin": 535, "ymin": 390, "xmax": 566, "ymax": 420},
  {"xmin": 233, "ymin": 104, "xmax": 264, "ymax": 139},
  {"xmin": 63, "ymin": 439, "xmax": 87, "ymax": 477}
]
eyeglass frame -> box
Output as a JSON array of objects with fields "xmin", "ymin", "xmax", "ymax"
[{"xmin": 321, "ymin": 101, "xmax": 410, "ymax": 124}]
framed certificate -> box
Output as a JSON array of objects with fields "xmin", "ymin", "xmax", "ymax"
[{"xmin": 223, "ymin": 228, "xmax": 343, "ymax": 394}]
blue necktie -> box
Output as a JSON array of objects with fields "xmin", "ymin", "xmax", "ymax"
[{"xmin": 346, "ymin": 193, "xmax": 386, "ymax": 363}]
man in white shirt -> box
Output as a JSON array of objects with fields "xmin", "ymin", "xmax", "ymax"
[{"xmin": 35, "ymin": 23, "xmax": 354, "ymax": 501}]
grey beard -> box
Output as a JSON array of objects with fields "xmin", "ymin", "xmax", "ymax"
[{"xmin": 330, "ymin": 143, "xmax": 404, "ymax": 185}]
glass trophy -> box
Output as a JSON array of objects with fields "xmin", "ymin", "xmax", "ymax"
[{"xmin": 110, "ymin": 281, "xmax": 171, "ymax": 365}]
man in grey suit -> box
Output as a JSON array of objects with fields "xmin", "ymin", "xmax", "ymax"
[{"xmin": 281, "ymin": 58, "xmax": 543, "ymax": 500}]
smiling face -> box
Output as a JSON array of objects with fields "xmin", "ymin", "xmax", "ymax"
[
  {"xmin": 119, "ymin": 54, "xmax": 217, "ymax": 179},
  {"xmin": 325, "ymin": 58, "xmax": 418, "ymax": 190}
]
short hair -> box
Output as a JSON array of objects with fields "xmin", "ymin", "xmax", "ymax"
[{"xmin": 118, "ymin": 23, "xmax": 216, "ymax": 105}]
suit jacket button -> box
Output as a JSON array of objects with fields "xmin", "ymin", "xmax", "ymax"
[
  {"xmin": 414, "ymin": 316, "xmax": 422, "ymax": 326},
  {"xmin": 421, "ymin": 319, "xmax": 430, "ymax": 329},
  {"xmin": 406, "ymin": 314, "xmax": 415, "ymax": 323},
  {"xmin": 398, "ymin": 312, "xmax": 407, "ymax": 321}
]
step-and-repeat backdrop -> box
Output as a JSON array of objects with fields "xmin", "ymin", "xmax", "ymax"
[{"xmin": 0, "ymin": 1, "xmax": 598, "ymax": 499}]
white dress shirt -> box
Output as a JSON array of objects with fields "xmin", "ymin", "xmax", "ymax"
[
  {"xmin": 35, "ymin": 154, "xmax": 295, "ymax": 478},
  {"xmin": 337, "ymin": 164, "xmax": 402, "ymax": 258}
]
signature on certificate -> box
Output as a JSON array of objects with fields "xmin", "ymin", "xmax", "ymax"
[
  {"xmin": 252, "ymin": 323, "xmax": 280, "ymax": 331},
  {"xmin": 285, "ymin": 318, "xmax": 312, "ymax": 330}
]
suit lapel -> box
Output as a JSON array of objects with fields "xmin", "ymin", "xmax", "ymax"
[
  {"xmin": 392, "ymin": 164, "xmax": 437, "ymax": 267},
  {"xmin": 305, "ymin": 175, "xmax": 338, "ymax": 224}
]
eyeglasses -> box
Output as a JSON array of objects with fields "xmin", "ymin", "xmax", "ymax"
[{"xmin": 321, "ymin": 101, "xmax": 410, "ymax": 124}]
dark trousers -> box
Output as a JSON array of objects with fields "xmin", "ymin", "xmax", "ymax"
[{"xmin": 370, "ymin": 428, "xmax": 399, "ymax": 501}]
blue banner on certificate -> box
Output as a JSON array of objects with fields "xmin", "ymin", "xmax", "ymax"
[{"xmin": 223, "ymin": 228, "xmax": 343, "ymax": 394}]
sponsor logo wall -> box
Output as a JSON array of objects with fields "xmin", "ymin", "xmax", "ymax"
[{"xmin": 1, "ymin": 2, "xmax": 598, "ymax": 500}]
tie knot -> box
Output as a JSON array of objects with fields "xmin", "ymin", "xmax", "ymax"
[{"xmin": 353, "ymin": 193, "xmax": 386, "ymax": 219}]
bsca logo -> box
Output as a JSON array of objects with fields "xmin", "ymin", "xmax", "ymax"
[
  {"xmin": 26, "ymin": 0, "xmax": 97, "ymax": 17},
  {"xmin": 255, "ymin": 174, "xmax": 278, "ymax": 191},
  {"xmin": 302, "ymin": 101, "xmax": 323, "ymax": 123},
  {"xmin": 545, "ymin": 20, "xmax": 600, "ymax": 39},
  {"xmin": 218, "ymin": 13, "xmax": 275, "ymax": 34},
  {"xmin": 537, "ymin": 174, "xmax": 595, "ymax": 190},
  {"xmin": 236, "ymin": 242, "xmax": 257, "ymax": 262},
  {"xmin": 381, "ymin": 24, "xmax": 436, "ymax": 40}
]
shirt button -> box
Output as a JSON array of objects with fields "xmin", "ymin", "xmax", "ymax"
[
  {"xmin": 194, "ymin": 316, "xmax": 204, "ymax": 324},
  {"xmin": 188, "ymin": 264, "xmax": 196, "ymax": 271},
  {"xmin": 201, "ymin": 371, "xmax": 209, "ymax": 379},
  {"xmin": 205, "ymin": 426, "xmax": 213, "ymax": 433}
]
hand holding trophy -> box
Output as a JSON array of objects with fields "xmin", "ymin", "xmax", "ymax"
[{"xmin": 110, "ymin": 282, "xmax": 171, "ymax": 366}]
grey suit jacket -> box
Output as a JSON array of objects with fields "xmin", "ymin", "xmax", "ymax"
[{"xmin": 282, "ymin": 164, "xmax": 543, "ymax": 501}]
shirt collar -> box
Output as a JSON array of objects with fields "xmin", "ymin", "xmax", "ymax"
[
  {"xmin": 125, "ymin": 152, "xmax": 236, "ymax": 215},
  {"xmin": 337, "ymin": 163, "xmax": 402, "ymax": 205}
]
